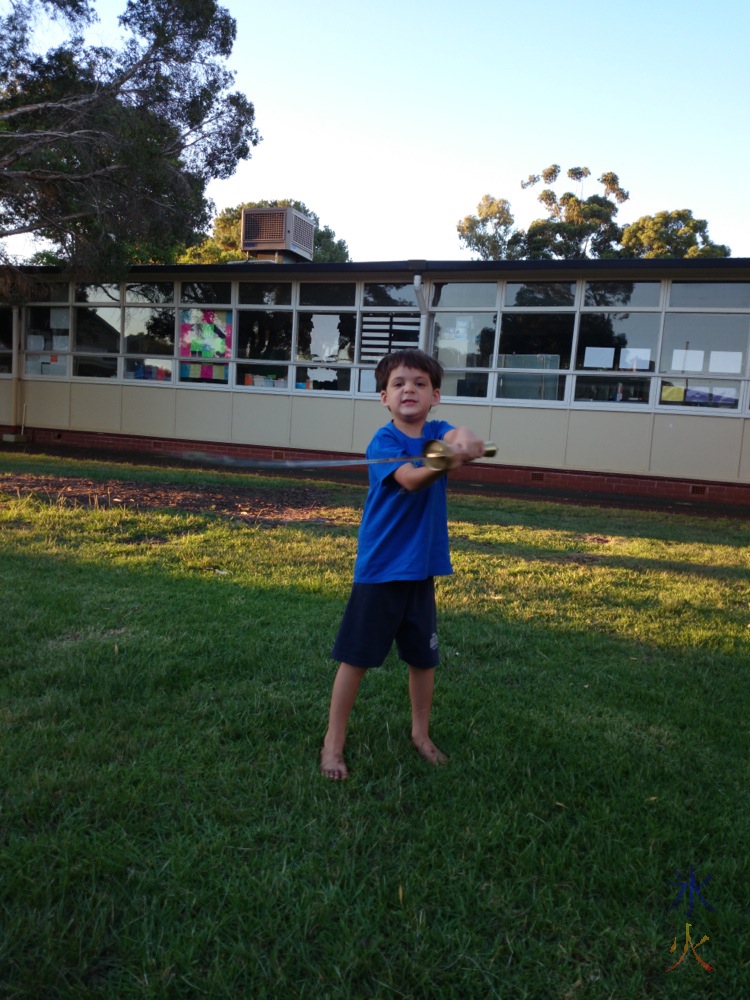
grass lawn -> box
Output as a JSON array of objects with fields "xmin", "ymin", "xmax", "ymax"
[{"xmin": 1, "ymin": 451, "xmax": 748, "ymax": 998}]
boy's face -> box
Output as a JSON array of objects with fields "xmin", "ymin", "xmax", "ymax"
[{"xmin": 380, "ymin": 365, "xmax": 440, "ymax": 426}]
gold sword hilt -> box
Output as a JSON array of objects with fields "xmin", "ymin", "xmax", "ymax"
[{"xmin": 422, "ymin": 440, "xmax": 497, "ymax": 471}]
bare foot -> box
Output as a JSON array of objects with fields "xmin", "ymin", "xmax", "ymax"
[
  {"xmin": 320, "ymin": 746, "xmax": 349, "ymax": 780},
  {"xmin": 412, "ymin": 737, "xmax": 449, "ymax": 766}
]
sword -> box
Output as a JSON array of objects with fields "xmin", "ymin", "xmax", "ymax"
[{"xmin": 178, "ymin": 440, "xmax": 496, "ymax": 473}]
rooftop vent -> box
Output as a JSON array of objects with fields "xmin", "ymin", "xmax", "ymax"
[{"xmin": 241, "ymin": 207, "xmax": 316, "ymax": 261}]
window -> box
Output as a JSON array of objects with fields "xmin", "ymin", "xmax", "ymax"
[
  {"xmin": 293, "ymin": 365, "xmax": 351, "ymax": 392},
  {"xmin": 74, "ymin": 307, "xmax": 121, "ymax": 353},
  {"xmin": 669, "ymin": 282, "xmax": 750, "ymax": 309},
  {"xmin": 584, "ymin": 281, "xmax": 661, "ymax": 308},
  {"xmin": 0, "ymin": 307, "xmax": 12, "ymax": 374},
  {"xmin": 299, "ymin": 283, "xmax": 356, "ymax": 307},
  {"xmin": 364, "ymin": 283, "xmax": 419, "ymax": 307},
  {"xmin": 432, "ymin": 313, "xmax": 495, "ymax": 368},
  {"xmin": 239, "ymin": 282, "xmax": 292, "ymax": 306},
  {"xmin": 574, "ymin": 375, "xmax": 650, "ymax": 404},
  {"xmin": 360, "ymin": 313, "xmax": 419, "ymax": 363},
  {"xmin": 75, "ymin": 283, "xmax": 120, "ymax": 304},
  {"xmin": 237, "ymin": 311, "xmax": 292, "ymax": 361},
  {"xmin": 576, "ymin": 313, "xmax": 660, "ymax": 371},
  {"xmin": 125, "ymin": 282, "xmax": 174, "ymax": 304},
  {"xmin": 496, "ymin": 373, "xmax": 566, "ymax": 401},
  {"xmin": 180, "ymin": 282, "xmax": 232, "ymax": 304},
  {"xmin": 123, "ymin": 307, "xmax": 176, "ymax": 382},
  {"xmin": 178, "ymin": 307, "xmax": 232, "ymax": 384},
  {"xmin": 497, "ymin": 314, "xmax": 575, "ymax": 370},
  {"xmin": 505, "ymin": 282, "xmax": 575, "ymax": 307},
  {"xmin": 431, "ymin": 282, "xmax": 496, "ymax": 308},
  {"xmin": 660, "ymin": 379, "xmax": 740, "ymax": 409},
  {"xmin": 660, "ymin": 314, "xmax": 748, "ymax": 376},
  {"xmin": 297, "ymin": 312, "xmax": 356, "ymax": 362}
]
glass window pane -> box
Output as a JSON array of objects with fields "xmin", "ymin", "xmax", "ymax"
[
  {"xmin": 574, "ymin": 376, "xmax": 651, "ymax": 403},
  {"xmin": 584, "ymin": 281, "xmax": 661, "ymax": 307},
  {"xmin": 430, "ymin": 282, "xmax": 496, "ymax": 308},
  {"xmin": 124, "ymin": 359, "xmax": 174, "ymax": 381},
  {"xmin": 0, "ymin": 353, "xmax": 12, "ymax": 374},
  {"xmin": 237, "ymin": 364, "xmax": 289, "ymax": 387},
  {"xmin": 505, "ymin": 282, "xmax": 575, "ymax": 307},
  {"xmin": 25, "ymin": 354, "xmax": 68, "ymax": 376},
  {"xmin": 238, "ymin": 282, "xmax": 292, "ymax": 306},
  {"xmin": 73, "ymin": 355, "xmax": 118, "ymax": 378},
  {"xmin": 294, "ymin": 365, "xmax": 351, "ymax": 392},
  {"xmin": 0, "ymin": 308, "xmax": 12, "ymax": 350},
  {"xmin": 179, "ymin": 309, "xmax": 232, "ymax": 359},
  {"xmin": 237, "ymin": 310, "xmax": 292, "ymax": 360},
  {"xmin": 359, "ymin": 312, "xmax": 419, "ymax": 363},
  {"xmin": 26, "ymin": 307, "xmax": 70, "ymax": 351},
  {"xmin": 660, "ymin": 379, "xmax": 740, "ymax": 409},
  {"xmin": 363, "ymin": 283, "xmax": 419, "ymax": 307},
  {"xmin": 31, "ymin": 282, "xmax": 69, "ymax": 303},
  {"xmin": 75, "ymin": 283, "xmax": 121, "ymax": 303},
  {"xmin": 660, "ymin": 314, "xmax": 749, "ymax": 375},
  {"xmin": 180, "ymin": 282, "xmax": 232, "ymax": 304},
  {"xmin": 498, "ymin": 313, "xmax": 575, "ymax": 370},
  {"xmin": 125, "ymin": 282, "xmax": 174, "ymax": 304},
  {"xmin": 440, "ymin": 372, "xmax": 489, "ymax": 398},
  {"xmin": 297, "ymin": 312, "xmax": 356, "ymax": 361},
  {"xmin": 496, "ymin": 373, "xmax": 566, "ymax": 401},
  {"xmin": 669, "ymin": 282, "xmax": 750, "ymax": 309},
  {"xmin": 432, "ymin": 313, "xmax": 496, "ymax": 367},
  {"xmin": 74, "ymin": 307, "xmax": 121, "ymax": 352},
  {"xmin": 124, "ymin": 308, "xmax": 175, "ymax": 355},
  {"xmin": 178, "ymin": 362, "xmax": 229, "ymax": 384},
  {"xmin": 576, "ymin": 313, "xmax": 660, "ymax": 371},
  {"xmin": 299, "ymin": 283, "xmax": 356, "ymax": 307},
  {"xmin": 359, "ymin": 369, "xmax": 377, "ymax": 393}
]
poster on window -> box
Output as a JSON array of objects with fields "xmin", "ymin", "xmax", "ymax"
[{"xmin": 179, "ymin": 309, "xmax": 232, "ymax": 359}]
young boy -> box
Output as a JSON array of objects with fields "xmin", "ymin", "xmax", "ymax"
[{"xmin": 320, "ymin": 348, "xmax": 486, "ymax": 780}]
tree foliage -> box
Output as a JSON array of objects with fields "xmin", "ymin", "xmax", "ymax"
[
  {"xmin": 458, "ymin": 165, "xmax": 729, "ymax": 260},
  {"xmin": 0, "ymin": 0, "xmax": 260, "ymax": 276},
  {"xmin": 178, "ymin": 199, "xmax": 351, "ymax": 263}
]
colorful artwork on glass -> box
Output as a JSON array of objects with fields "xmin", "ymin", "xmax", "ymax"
[{"xmin": 179, "ymin": 309, "xmax": 232, "ymax": 358}]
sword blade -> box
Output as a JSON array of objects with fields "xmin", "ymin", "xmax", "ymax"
[{"xmin": 177, "ymin": 452, "xmax": 412, "ymax": 470}]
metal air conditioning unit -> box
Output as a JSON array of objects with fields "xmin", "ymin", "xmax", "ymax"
[{"xmin": 240, "ymin": 207, "xmax": 316, "ymax": 261}]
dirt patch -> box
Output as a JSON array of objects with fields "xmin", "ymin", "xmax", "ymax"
[{"xmin": 0, "ymin": 472, "xmax": 349, "ymax": 526}]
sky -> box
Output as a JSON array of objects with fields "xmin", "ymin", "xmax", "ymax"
[{"xmin": 22, "ymin": 0, "xmax": 750, "ymax": 262}]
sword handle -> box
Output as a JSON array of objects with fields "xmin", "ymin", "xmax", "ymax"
[{"xmin": 422, "ymin": 440, "xmax": 497, "ymax": 470}]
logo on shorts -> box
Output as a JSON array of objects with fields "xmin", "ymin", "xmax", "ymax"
[{"xmin": 429, "ymin": 633, "xmax": 439, "ymax": 650}]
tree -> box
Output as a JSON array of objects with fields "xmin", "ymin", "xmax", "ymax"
[
  {"xmin": 0, "ymin": 0, "xmax": 260, "ymax": 278},
  {"xmin": 620, "ymin": 209, "xmax": 730, "ymax": 258},
  {"xmin": 179, "ymin": 199, "xmax": 351, "ymax": 263},
  {"xmin": 458, "ymin": 165, "xmax": 729, "ymax": 260}
]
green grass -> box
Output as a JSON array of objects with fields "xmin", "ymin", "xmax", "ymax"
[{"xmin": 1, "ymin": 452, "xmax": 749, "ymax": 998}]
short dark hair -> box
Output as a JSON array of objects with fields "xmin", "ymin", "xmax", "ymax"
[{"xmin": 375, "ymin": 349, "xmax": 444, "ymax": 392}]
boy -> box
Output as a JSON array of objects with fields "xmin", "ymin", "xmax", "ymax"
[{"xmin": 320, "ymin": 348, "xmax": 486, "ymax": 780}]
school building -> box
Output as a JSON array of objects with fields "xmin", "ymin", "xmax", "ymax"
[{"xmin": 2, "ymin": 254, "xmax": 750, "ymax": 507}]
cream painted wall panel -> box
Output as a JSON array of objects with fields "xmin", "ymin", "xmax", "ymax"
[
  {"xmin": 290, "ymin": 396, "xmax": 355, "ymax": 452},
  {"xmin": 487, "ymin": 406, "xmax": 568, "ymax": 468},
  {"xmin": 70, "ymin": 383, "xmax": 122, "ymax": 431},
  {"xmin": 738, "ymin": 420, "xmax": 750, "ymax": 482},
  {"xmin": 22, "ymin": 380, "xmax": 71, "ymax": 429},
  {"xmin": 436, "ymin": 403, "xmax": 492, "ymax": 442},
  {"xmin": 566, "ymin": 410, "xmax": 654, "ymax": 473},
  {"xmin": 352, "ymin": 399, "xmax": 388, "ymax": 452},
  {"xmin": 231, "ymin": 392, "xmax": 291, "ymax": 446},
  {"xmin": 651, "ymin": 414, "xmax": 744, "ymax": 481},
  {"xmin": 0, "ymin": 381, "xmax": 14, "ymax": 423},
  {"xmin": 121, "ymin": 386, "xmax": 176, "ymax": 439},
  {"xmin": 174, "ymin": 388, "xmax": 231, "ymax": 442}
]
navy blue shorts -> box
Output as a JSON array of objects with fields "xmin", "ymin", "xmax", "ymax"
[{"xmin": 332, "ymin": 578, "xmax": 439, "ymax": 669}]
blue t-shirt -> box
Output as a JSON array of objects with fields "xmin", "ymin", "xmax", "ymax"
[{"xmin": 353, "ymin": 419, "xmax": 454, "ymax": 584}]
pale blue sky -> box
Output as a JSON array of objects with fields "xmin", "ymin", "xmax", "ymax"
[{"xmin": 42, "ymin": 0, "xmax": 750, "ymax": 260}]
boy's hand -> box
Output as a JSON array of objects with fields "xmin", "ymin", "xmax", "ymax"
[{"xmin": 444, "ymin": 427, "xmax": 486, "ymax": 465}]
